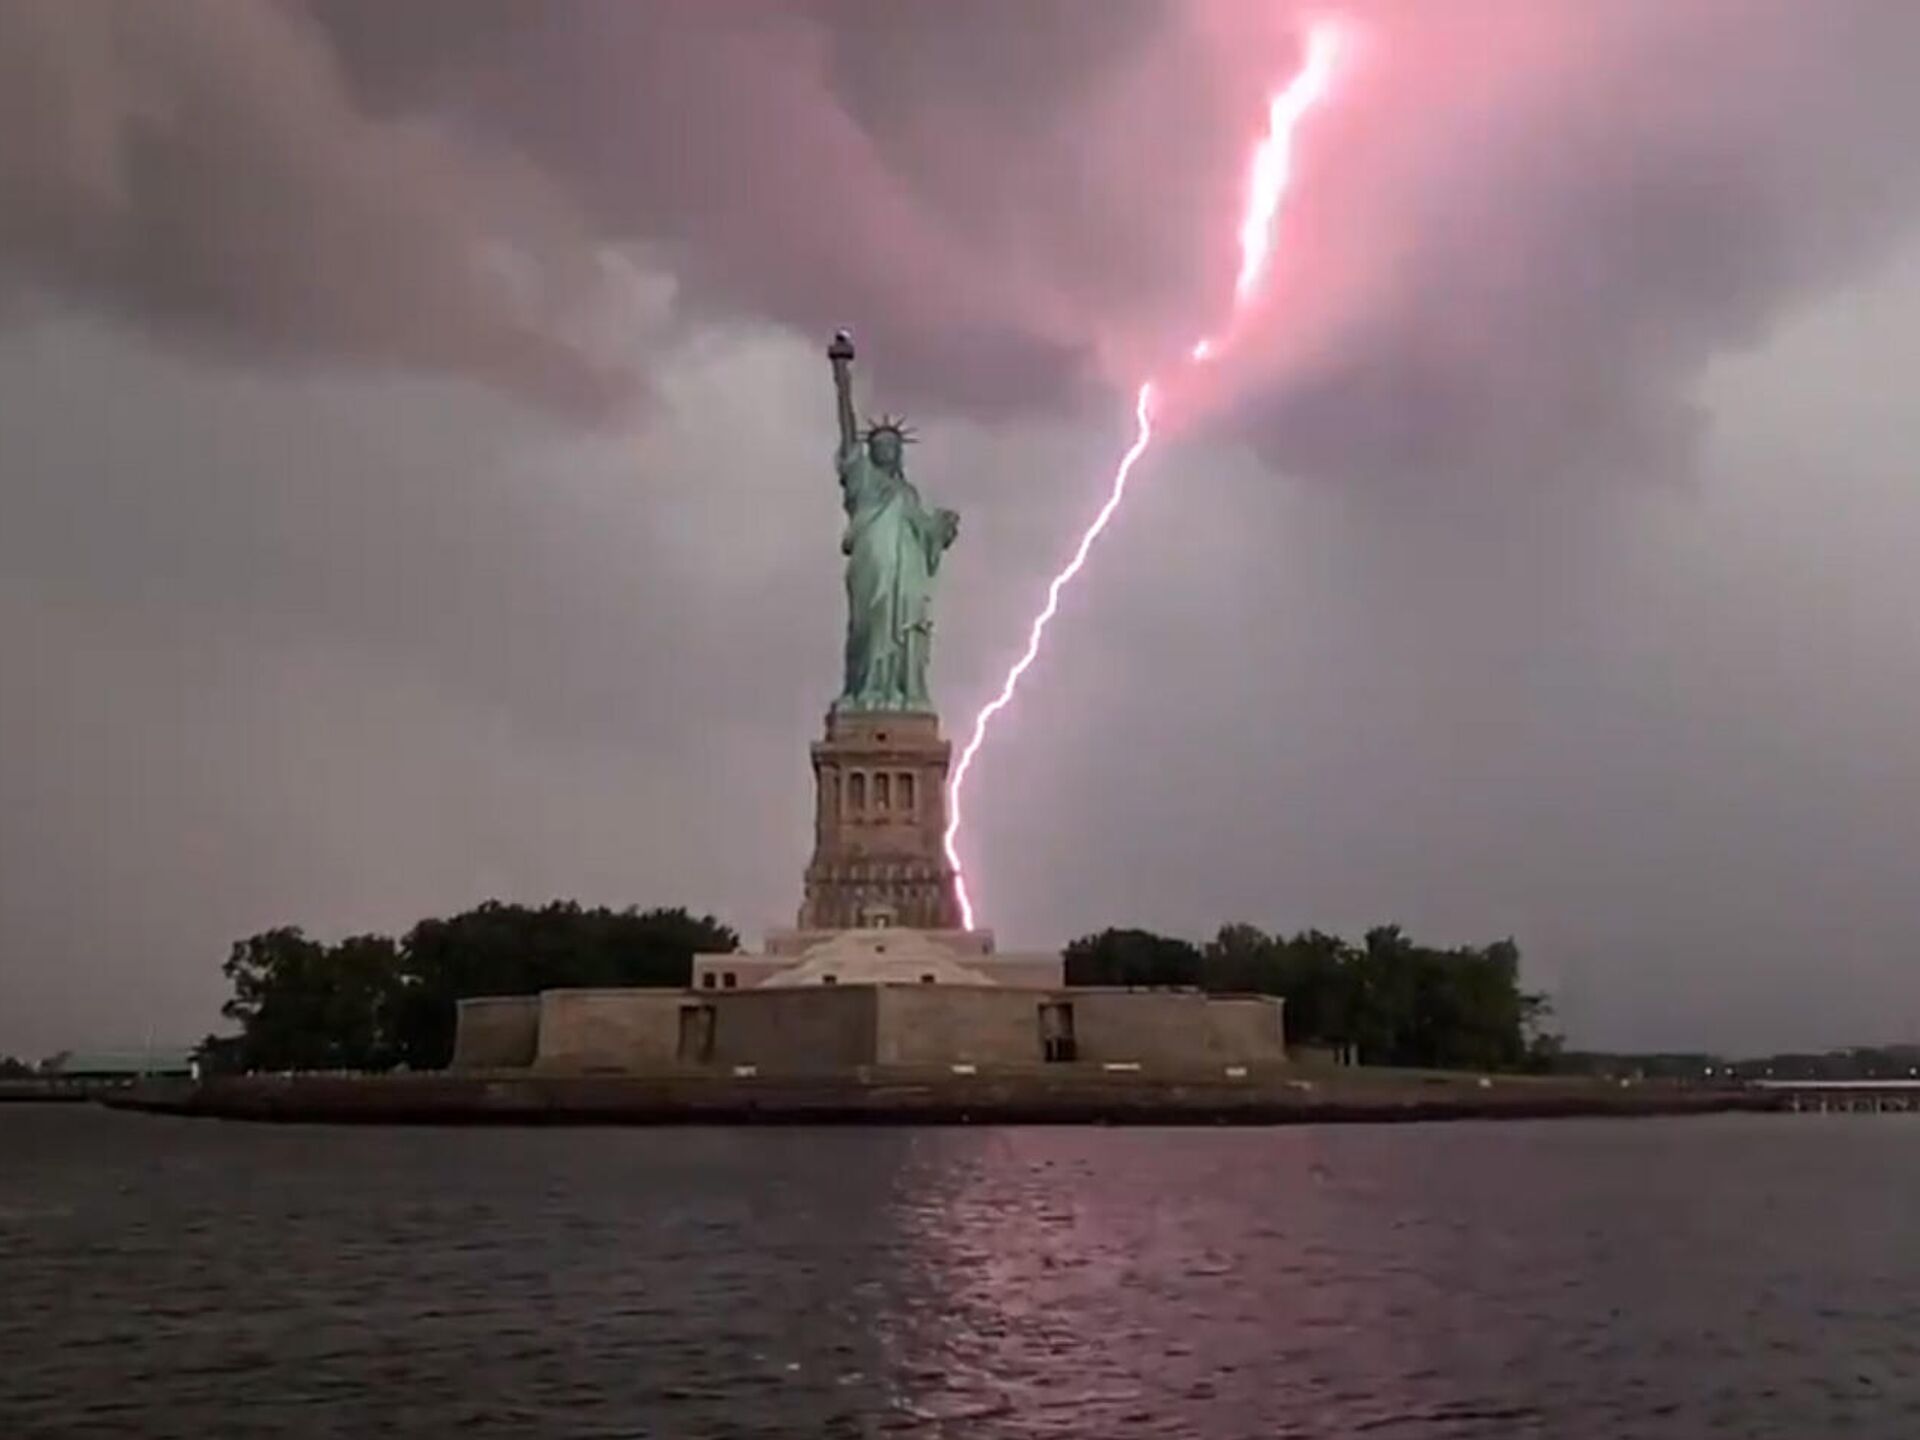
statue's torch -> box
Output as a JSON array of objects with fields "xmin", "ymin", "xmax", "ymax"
[{"xmin": 828, "ymin": 329, "xmax": 858, "ymax": 452}]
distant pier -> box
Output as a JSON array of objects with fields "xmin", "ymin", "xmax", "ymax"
[{"xmin": 1748, "ymin": 1079, "xmax": 1920, "ymax": 1114}]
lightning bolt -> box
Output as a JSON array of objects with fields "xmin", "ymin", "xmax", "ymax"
[
  {"xmin": 1236, "ymin": 23, "xmax": 1342, "ymax": 306},
  {"xmin": 944, "ymin": 20, "xmax": 1347, "ymax": 931},
  {"xmin": 943, "ymin": 381, "xmax": 1156, "ymax": 929}
]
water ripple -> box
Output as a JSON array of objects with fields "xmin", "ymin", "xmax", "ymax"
[{"xmin": 1, "ymin": 1109, "xmax": 1917, "ymax": 1437}]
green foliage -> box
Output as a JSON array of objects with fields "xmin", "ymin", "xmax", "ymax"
[
  {"xmin": 194, "ymin": 1033, "xmax": 245, "ymax": 1076},
  {"xmin": 214, "ymin": 902, "xmax": 738, "ymax": 1073},
  {"xmin": 220, "ymin": 927, "xmax": 401, "ymax": 1073},
  {"xmin": 1063, "ymin": 928, "xmax": 1203, "ymax": 987},
  {"xmin": 1066, "ymin": 920, "xmax": 1556, "ymax": 1072}
]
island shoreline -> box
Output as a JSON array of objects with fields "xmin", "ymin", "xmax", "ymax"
[{"xmin": 100, "ymin": 1072, "xmax": 1782, "ymax": 1127}]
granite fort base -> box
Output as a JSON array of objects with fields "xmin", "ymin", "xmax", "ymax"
[
  {"xmin": 453, "ymin": 974, "xmax": 1286, "ymax": 1076},
  {"xmin": 452, "ymin": 925, "xmax": 1083, "ymax": 1073}
]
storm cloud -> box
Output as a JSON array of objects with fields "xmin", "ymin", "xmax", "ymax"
[
  {"xmin": 0, "ymin": 0, "xmax": 637, "ymax": 415},
  {"xmin": 9, "ymin": 1, "xmax": 1920, "ymax": 475},
  {"xmin": 4, "ymin": 2, "xmax": 1920, "ymax": 1058}
]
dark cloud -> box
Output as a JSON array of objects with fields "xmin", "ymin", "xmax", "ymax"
[
  {"xmin": 393, "ymin": 0, "xmax": 1133, "ymax": 414},
  {"xmin": 0, "ymin": 0, "xmax": 636, "ymax": 418},
  {"xmin": 11, "ymin": 1, "xmax": 1920, "ymax": 482}
]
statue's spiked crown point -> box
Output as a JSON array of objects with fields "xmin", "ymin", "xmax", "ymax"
[{"xmin": 865, "ymin": 413, "xmax": 918, "ymax": 445}]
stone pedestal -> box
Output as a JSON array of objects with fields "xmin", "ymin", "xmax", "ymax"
[{"xmin": 799, "ymin": 709, "xmax": 963, "ymax": 930}]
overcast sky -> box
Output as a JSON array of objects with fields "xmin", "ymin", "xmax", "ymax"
[{"xmin": 4, "ymin": 0, "xmax": 1920, "ymax": 1057}]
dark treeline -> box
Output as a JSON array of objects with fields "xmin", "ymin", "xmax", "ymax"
[
  {"xmin": 205, "ymin": 906, "xmax": 1558, "ymax": 1075},
  {"xmin": 0, "ymin": 1055, "xmax": 32, "ymax": 1078},
  {"xmin": 207, "ymin": 901, "xmax": 737, "ymax": 1073},
  {"xmin": 1064, "ymin": 923, "xmax": 1558, "ymax": 1072}
]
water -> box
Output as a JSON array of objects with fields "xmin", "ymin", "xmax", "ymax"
[{"xmin": 2, "ymin": 1106, "xmax": 1917, "ymax": 1438}]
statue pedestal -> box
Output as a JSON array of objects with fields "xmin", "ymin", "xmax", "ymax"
[{"xmin": 799, "ymin": 709, "xmax": 964, "ymax": 931}]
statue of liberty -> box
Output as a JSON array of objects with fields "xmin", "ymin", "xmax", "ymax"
[{"xmin": 826, "ymin": 330, "xmax": 960, "ymax": 713}]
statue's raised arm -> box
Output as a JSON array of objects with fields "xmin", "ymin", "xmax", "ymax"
[{"xmin": 827, "ymin": 329, "xmax": 859, "ymax": 457}]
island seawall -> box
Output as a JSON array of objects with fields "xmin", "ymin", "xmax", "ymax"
[{"xmin": 102, "ymin": 1070, "xmax": 1782, "ymax": 1127}]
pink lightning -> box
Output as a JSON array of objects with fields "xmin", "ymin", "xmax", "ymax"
[
  {"xmin": 1235, "ymin": 23, "xmax": 1342, "ymax": 306},
  {"xmin": 944, "ymin": 21, "xmax": 1347, "ymax": 930}
]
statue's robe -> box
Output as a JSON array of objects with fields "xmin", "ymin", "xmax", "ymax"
[{"xmin": 836, "ymin": 441, "xmax": 949, "ymax": 711}]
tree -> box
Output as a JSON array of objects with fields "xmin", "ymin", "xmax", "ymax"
[
  {"xmin": 1198, "ymin": 922, "xmax": 1278, "ymax": 993},
  {"xmin": 1065, "ymin": 921, "xmax": 1547, "ymax": 1067},
  {"xmin": 219, "ymin": 927, "xmax": 401, "ymax": 1072},
  {"xmin": 391, "ymin": 902, "xmax": 739, "ymax": 1069},
  {"xmin": 211, "ymin": 902, "xmax": 740, "ymax": 1073},
  {"xmin": 1343, "ymin": 925, "xmax": 1416, "ymax": 1065},
  {"xmin": 1200, "ymin": 925, "xmax": 1355, "ymax": 1045},
  {"xmin": 195, "ymin": 1033, "xmax": 245, "ymax": 1076},
  {"xmin": 0, "ymin": 1055, "xmax": 32, "ymax": 1078},
  {"xmin": 1063, "ymin": 928, "xmax": 1203, "ymax": 987},
  {"xmin": 1195, "ymin": 922, "xmax": 1551, "ymax": 1069}
]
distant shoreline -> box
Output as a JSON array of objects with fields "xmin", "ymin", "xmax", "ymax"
[
  {"xmin": 0, "ymin": 1081, "xmax": 120, "ymax": 1105},
  {"xmin": 99, "ymin": 1070, "xmax": 1782, "ymax": 1127}
]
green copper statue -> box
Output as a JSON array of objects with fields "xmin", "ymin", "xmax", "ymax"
[{"xmin": 827, "ymin": 330, "xmax": 959, "ymax": 713}]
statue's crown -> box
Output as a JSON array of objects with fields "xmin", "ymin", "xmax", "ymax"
[{"xmin": 864, "ymin": 414, "xmax": 917, "ymax": 445}]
